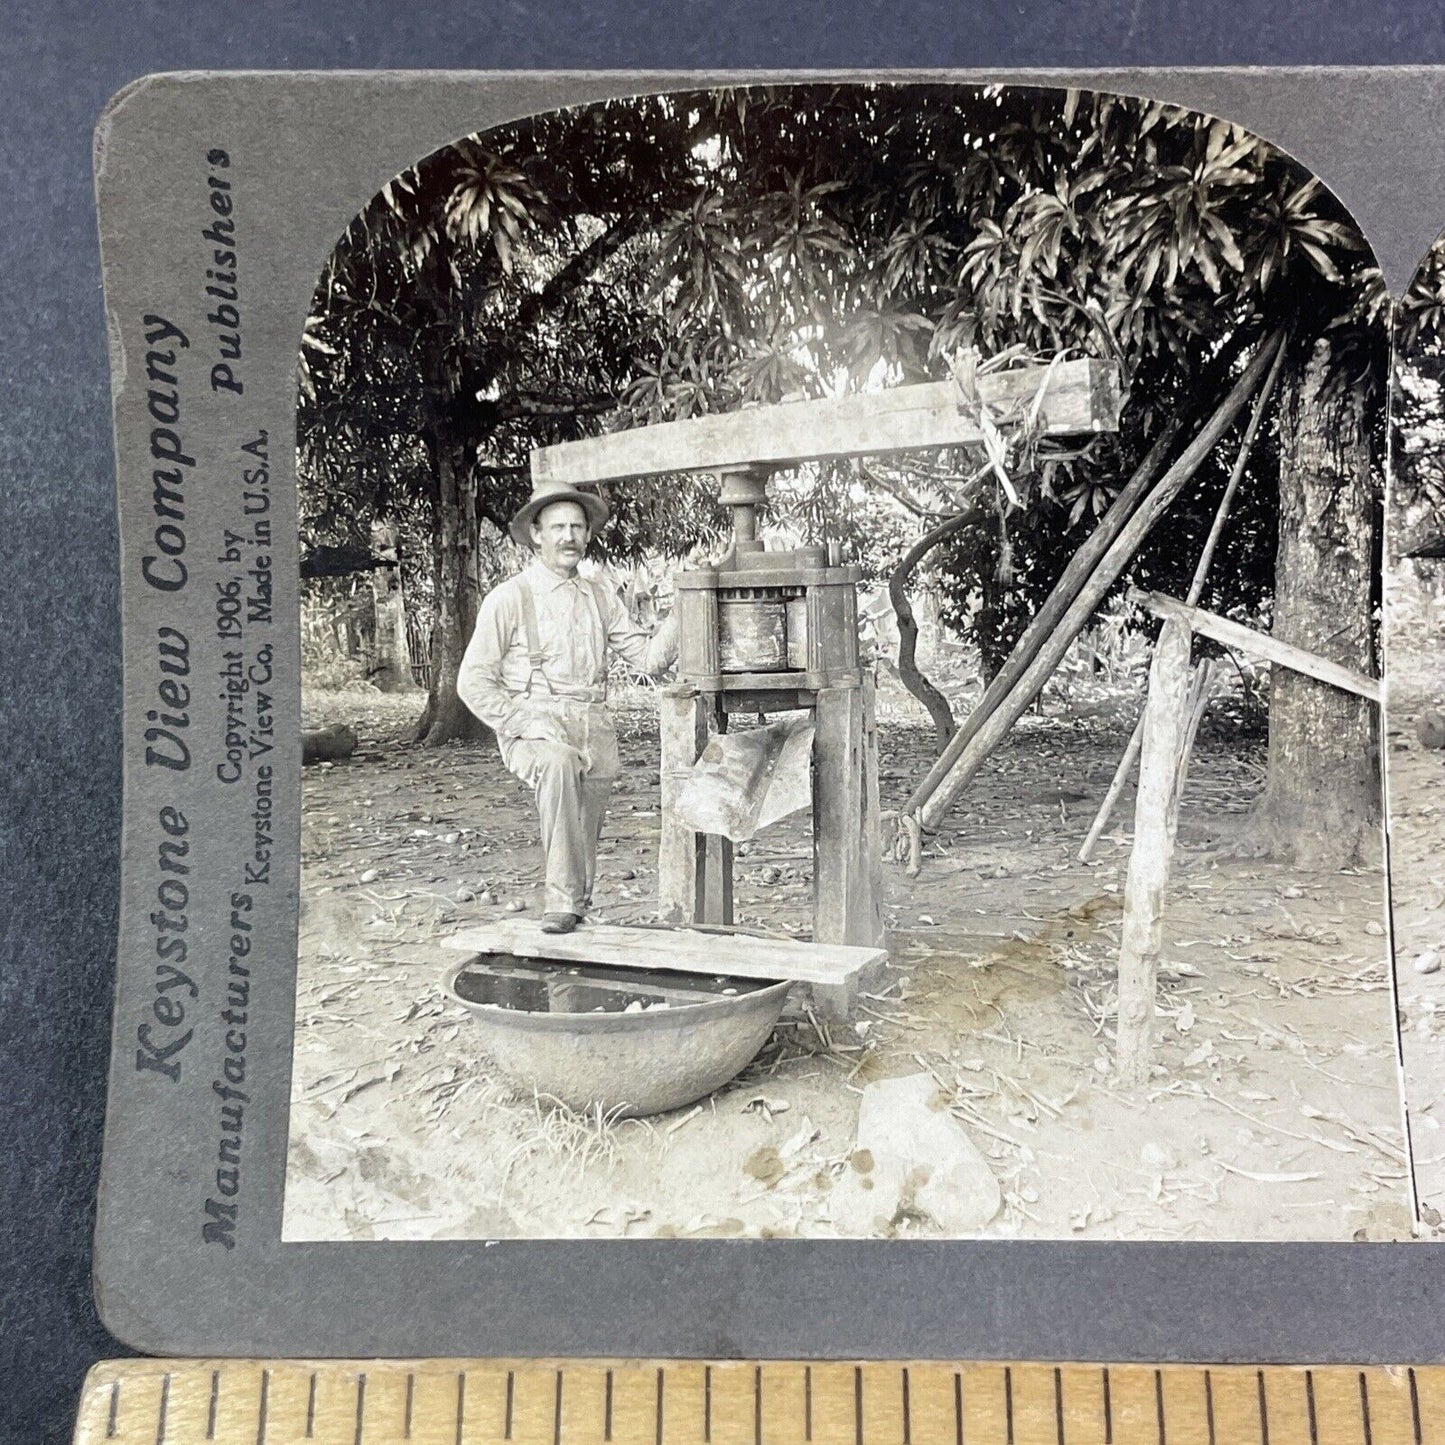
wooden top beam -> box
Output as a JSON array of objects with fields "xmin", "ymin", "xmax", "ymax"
[
  {"xmin": 1129, "ymin": 588, "xmax": 1381, "ymax": 704},
  {"xmin": 532, "ymin": 358, "xmax": 1122, "ymax": 485}
]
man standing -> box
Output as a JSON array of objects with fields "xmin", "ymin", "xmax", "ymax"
[{"xmin": 457, "ymin": 479, "xmax": 677, "ymax": 933}]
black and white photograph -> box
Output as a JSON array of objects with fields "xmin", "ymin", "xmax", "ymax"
[
  {"xmin": 281, "ymin": 82, "xmax": 1408, "ymax": 1244},
  {"xmin": 1387, "ymin": 235, "xmax": 1445, "ymax": 1225}
]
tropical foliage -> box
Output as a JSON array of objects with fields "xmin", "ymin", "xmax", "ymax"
[{"xmin": 297, "ymin": 83, "xmax": 1386, "ymax": 741}]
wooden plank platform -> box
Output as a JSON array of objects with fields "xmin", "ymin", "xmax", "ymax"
[
  {"xmin": 443, "ymin": 921, "xmax": 888, "ymax": 1020},
  {"xmin": 532, "ymin": 359, "xmax": 1122, "ymax": 483}
]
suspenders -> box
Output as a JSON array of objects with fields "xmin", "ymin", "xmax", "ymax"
[
  {"xmin": 515, "ymin": 577, "xmax": 610, "ymax": 698},
  {"xmin": 516, "ymin": 581, "xmax": 554, "ymax": 697}
]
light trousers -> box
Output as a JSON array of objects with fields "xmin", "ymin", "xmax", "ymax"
[{"xmin": 499, "ymin": 697, "xmax": 621, "ymax": 916}]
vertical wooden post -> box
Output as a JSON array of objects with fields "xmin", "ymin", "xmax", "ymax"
[
  {"xmin": 813, "ymin": 683, "xmax": 882, "ymax": 948},
  {"xmin": 861, "ymin": 672, "xmax": 886, "ymax": 947},
  {"xmin": 1115, "ymin": 618, "xmax": 1193, "ymax": 1086},
  {"xmin": 699, "ymin": 711, "xmax": 734, "ymax": 925},
  {"xmin": 658, "ymin": 687, "xmax": 733, "ymax": 924}
]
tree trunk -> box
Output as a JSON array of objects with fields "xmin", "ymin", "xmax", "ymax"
[
  {"xmin": 887, "ymin": 508, "xmax": 979, "ymax": 749},
  {"xmin": 414, "ymin": 438, "xmax": 494, "ymax": 747},
  {"xmin": 1250, "ymin": 335, "xmax": 1380, "ymax": 865},
  {"xmin": 367, "ymin": 521, "xmax": 414, "ymax": 692}
]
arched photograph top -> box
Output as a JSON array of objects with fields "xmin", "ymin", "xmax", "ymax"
[{"xmin": 280, "ymin": 81, "xmax": 1404, "ymax": 1246}]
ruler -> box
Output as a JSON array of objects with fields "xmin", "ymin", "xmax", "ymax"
[{"xmin": 74, "ymin": 1359, "xmax": 1441, "ymax": 1445}]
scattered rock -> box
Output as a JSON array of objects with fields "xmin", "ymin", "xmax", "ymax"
[
  {"xmin": 1364, "ymin": 919, "xmax": 1386, "ymax": 937},
  {"xmin": 477, "ymin": 889, "xmax": 495, "ymax": 906},
  {"xmin": 455, "ymin": 887, "xmax": 475, "ymax": 903},
  {"xmin": 505, "ymin": 899, "xmax": 525, "ymax": 913},
  {"xmin": 359, "ymin": 868, "xmax": 379, "ymax": 884},
  {"xmin": 1418, "ymin": 709, "xmax": 1445, "ymax": 750},
  {"xmin": 1415, "ymin": 949, "xmax": 1442, "ymax": 976},
  {"xmin": 830, "ymin": 1073, "xmax": 1000, "ymax": 1236},
  {"xmin": 1140, "ymin": 1141, "xmax": 1176, "ymax": 1172}
]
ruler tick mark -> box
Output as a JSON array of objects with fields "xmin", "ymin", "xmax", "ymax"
[
  {"xmin": 1257, "ymin": 1370, "xmax": 1269, "ymax": 1445},
  {"xmin": 1102, "ymin": 1367, "xmax": 1113, "ymax": 1445},
  {"xmin": 207, "ymin": 1371, "xmax": 219, "ymax": 1441},
  {"xmin": 1053, "ymin": 1368, "xmax": 1064, "ymax": 1445},
  {"xmin": 1005, "ymin": 1367, "xmax": 1015, "ymax": 1445},
  {"xmin": 705, "ymin": 1366, "xmax": 712, "ymax": 1442},
  {"xmin": 107, "ymin": 1380, "xmax": 120, "ymax": 1439},
  {"xmin": 1408, "ymin": 1368, "xmax": 1422, "ymax": 1445},
  {"xmin": 405, "ymin": 1374, "xmax": 415, "ymax": 1440},
  {"xmin": 755, "ymin": 1366, "xmax": 763, "ymax": 1445},
  {"xmin": 554, "ymin": 1369, "xmax": 564, "ymax": 1445},
  {"xmin": 506, "ymin": 1371, "xmax": 515, "ymax": 1440},
  {"xmin": 1357, "ymin": 1372, "xmax": 1372, "ymax": 1445},
  {"xmin": 1305, "ymin": 1370, "xmax": 1318, "ymax": 1445},
  {"xmin": 605, "ymin": 1371, "xmax": 614, "ymax": 1442},
  {"xmin": 1204, "ymin": 1371, "xmax": 1215, "ymax": 1445},
  {"xmin": 656, "ymin": 1367, "xmax": 665, "ymax": 1445},
  {"xmin": 306, "ymin": 1372, "xmax": 317, "ymax": 1439},
  {"xmin": 456, "ymin": 1372, "xmax": 466, "ymax": 1445},
  {"xmin": 157, "ymin": 1373, "xmax": 171, "ymax": 1445},
  {"xmin": 355, "ymin": 1373, "xmax": 368, "ymax": 1445},
  {"xmin": 854, "ymin": 1367, "xmax": 863, "ymax": 1445},
  {"xmin": 1154, "ymin": 1370, "xmax": 1165, "ymax": 1445},
  {"xmin": 954, "ymin": 1371, "xmax": 963, "ymax": 1445},
  {"xmin": 902, "ymin": 1367, "xmax": 912, "ymax": 1445},
  {"xmin": 805, "ymin": 1367, "xmax": 812, "ymax": 1442},
  {"xmin": 257, "ymin": 1368, "xmax": 271, "ymax": 1445}
]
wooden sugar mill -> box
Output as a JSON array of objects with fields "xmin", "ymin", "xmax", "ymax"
[{"xmin": 531, "ymin": 358, "xmax": 1123, "ymax": 951}]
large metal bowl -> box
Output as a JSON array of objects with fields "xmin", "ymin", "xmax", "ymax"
[{"xmin": 441, "ymin": 955, "xmax": 791, "ymax": 1117}]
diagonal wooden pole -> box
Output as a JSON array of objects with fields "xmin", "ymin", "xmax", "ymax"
[
  {"xmin": 909, "ymin": 329, "xmax": 1285, "ymax": 844},
  {"xmin": 1078, "ymin": 334, "xmax": 1288, "ymax": 861},
  {"xmin": 903, "ymin": 412, "xmax": 1186, "ymax": 818}
]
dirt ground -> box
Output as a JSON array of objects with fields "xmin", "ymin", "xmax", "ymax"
[
  {"xmin": 283, "ymin": 674, "xmax": 1411, "ymax": 1243},
  {"xmin": 1386, "ymin": 559, "xmax": 1445, "ymax": 1221}
]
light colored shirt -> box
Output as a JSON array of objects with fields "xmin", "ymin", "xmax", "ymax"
[{"xmin": 456, "ymin": 559, "xmax": 677, "ymax": 736}]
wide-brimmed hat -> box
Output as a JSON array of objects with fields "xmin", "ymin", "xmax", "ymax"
[{"xmin": 509, "ymin": 477, "xmax": 609, "ymax": 546}]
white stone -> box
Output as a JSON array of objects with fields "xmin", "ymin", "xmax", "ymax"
[
  {"xmin": 830, "ymin": 1073, "xmax": 1000, "ymax": 1236},
  {"xmin": 1415, "ymin": 949, "xmax": 1442, "ymax": 976}
]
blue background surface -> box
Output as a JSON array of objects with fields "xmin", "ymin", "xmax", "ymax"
[{"xmin": 6, "ymin": 4, "xmax": 1445, "ymax": 1440}]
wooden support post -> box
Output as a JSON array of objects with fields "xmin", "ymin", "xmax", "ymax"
[
  {"xmin": 862, "ymin": 673, "xmax": 886, "ymax": 947},
  {"xmin": 813, "ymin": 684, "xmax": 882, "ymax": 954},
  {"xmin": 658, "ymin": 687, "xmax": 733, "ymax": 925},
  {"xmin": 1115, "ymin": 619, "xmax": 1193, "ymax": 1086}
]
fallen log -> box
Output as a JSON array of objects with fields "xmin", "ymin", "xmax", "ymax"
[
  {"xmin": 303, "ymin": 723, "xmax": 358, "ymax": 764},
  {"xmin": 909, "ymin": 330, "xmax": 1286, "ymax": 839}
]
